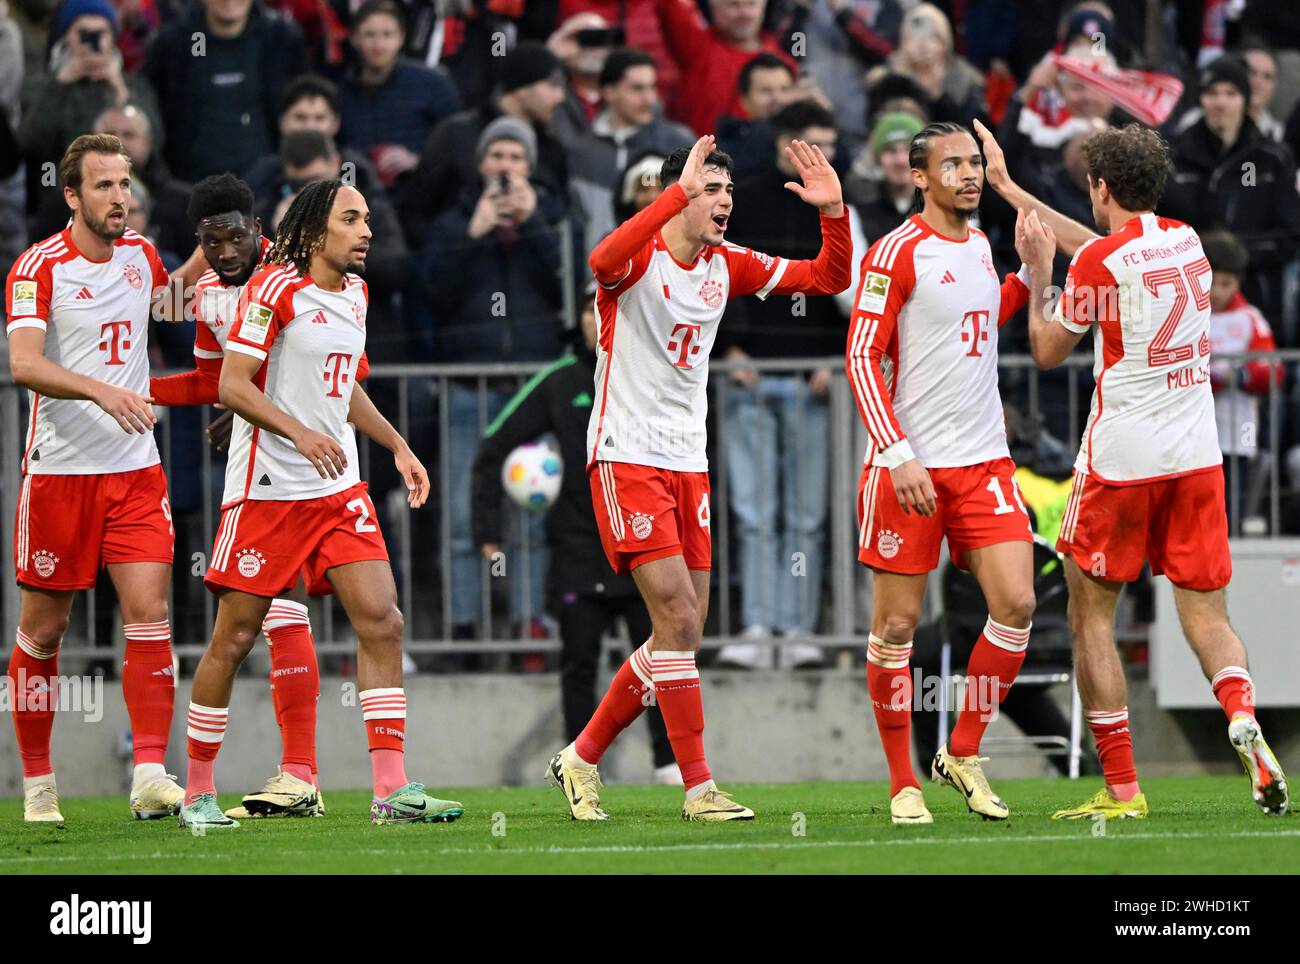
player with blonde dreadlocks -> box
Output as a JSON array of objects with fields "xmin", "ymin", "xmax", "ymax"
[{"xmin": 178, "ymin": 178, "xmax": 464, "ymax": 830}]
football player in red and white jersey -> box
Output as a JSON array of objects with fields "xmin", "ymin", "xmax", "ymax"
[
  {"xmin": 846, "ymin": 122, "xmax": 1037, "ymax": 825},
  {"xmin": 178, "ymin": 179, "xmax": 463, "ymax": 829},
  {"xmin": 979, "ymin": 120, "xmax": 1288, "ymax": 818},
  {"xmin": 4, "ymin": 134, "xmax": 208, "ymax": 824},
  {"xmin": 150, "ymin": 173, "xmax": 364, "ymax": 819},
  {"xmin": 547, "ymin": 135, "xmax": 853, "ymax": 821}
]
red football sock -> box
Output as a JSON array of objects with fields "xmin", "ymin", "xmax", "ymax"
[
  {"xmin": 263, "ymin": 600, "xmax": 319, "ymax": 780},
  {"xmin": 360, "ymin": 688, "xmax": 408, "ymax": 796},
  {"xmin": 1086, "ymin": 707, "xmax": 1139, "ymax": 799},
  {"xmin": 650, "ymin": 649, "xmax": 712, "ymax": 793},
  {"xmin": 949, "ymin": 617, "xmax": 1030, "ymax": 757},
  {"xmin": 1211, "ymin": 666, "xmax": 1255, "ymax": 722},
  {"xmin": 122, "ymin": 620, "xmax": 175, "ymax": 766},
  {"xmin": 574, "ymin": 640, "xmax": 653, "ymax": 765},
  {"xmin": 186, "ymin": 702, "xmax": 228, "ymax": 803},
  {"xmin": 866, "ymin": 634, "xmax": 918, "ymax": 795},
  {"xmin": 8, "ymin": 630, "xmax": 59, "ymax": 777}
]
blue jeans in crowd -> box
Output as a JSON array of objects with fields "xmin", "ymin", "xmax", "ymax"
[
  {"xmin": 446, "ymin": 382, "xmax": 547, "ymax": 629},
  {"xmin": 723, "ymin": 374, "xmax": 829, "ymax": 634}
]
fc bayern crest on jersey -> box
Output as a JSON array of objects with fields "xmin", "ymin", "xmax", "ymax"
[
  {"xmin": 981, "ymin": 253, "xmax": 996, "ymax": 279},
  {"xmin": 877, "ymin": 529, "xmax": 903, "ymax": 559},
  {"xmin": 353, "ymin": 300, "xmax": 365, "ymax": 329},
  {"xmin": 235, "ymin": 547, "xmax": 266, "ymax": 578},
  {"xmin": 629, "ymin": 511, "xmax": 655, "ymax": 541},
  {"xmin": 698, "ymin": 280, "xmax": 725, "ymax": 309},
  {"xmin": 31, "ymin": 549, "xmax": 59, "ymax": 579},
  {"xmin": 122, "ymin": 264, "xmax": 143, "ymax": 290}
]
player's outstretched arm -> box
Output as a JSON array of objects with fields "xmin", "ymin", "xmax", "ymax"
[
  {"xmin": 974, "ymin": 119, "xmax": 1099, "ymax": 258},
  {"xmin": 8, "ymin": 328, "xmax": 156, "ymax": 434},
  {"xmin": 347, "ymin": 383, "xmax": 429, "ymax": 508},
  {"xmin": 588, "ymin": 134, "xmax": 717, "ymax": 284},
  {"xmin": 1017, "ymin": 209, "xmax": 1084, "ymax": 369},
  {"xmin": 218, "ymin": 349, "xmax": 347, "ymax": 481},
  {"xmin": 783, "ymin": 138, "xmax": 845, "ymax": 217}
]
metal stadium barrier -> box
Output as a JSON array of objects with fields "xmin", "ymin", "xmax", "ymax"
[{"xmin": 0, "ymin": 350, "xmax": 1295, "ymax": 663}]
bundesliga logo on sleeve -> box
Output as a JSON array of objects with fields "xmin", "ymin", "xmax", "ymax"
[
  {"xmin": 241, "ymin": 304, "xmax": 274, "ymax": 345},
  {"xmin": 859, "ymin": 272, "xmax": 890, "ymax": 313},
  {"xmin": 12, "ymin": 280, "xmax": 37, "ymax": 315}
]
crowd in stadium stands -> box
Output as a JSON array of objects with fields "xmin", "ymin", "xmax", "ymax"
[{"xmin": 4, "ymin": 0, "xmax": 1300, "ymax": 663}]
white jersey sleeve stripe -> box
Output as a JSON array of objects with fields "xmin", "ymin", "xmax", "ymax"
[
  {"xmin": 226, "ymin": 341, "xmax": 267, "ymax": 361},
  {"xmin": 754, "ymin": 258, "xmax": 788, "ymax": 300},
  {"xmin": 193, "ymin": 347, "xmax": 224, "ymax": 359},
  {"xmin": 850, "ymin": 313, "xmax": 901, "ymax": 447}
]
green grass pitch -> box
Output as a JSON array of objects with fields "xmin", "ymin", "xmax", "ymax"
[{"xmin": 2, "ymin": 776, "xmax": 1295, "ymax": 874}]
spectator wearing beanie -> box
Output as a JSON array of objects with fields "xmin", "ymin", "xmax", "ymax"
[
  {"xmin": 143, "ymin": 0, "xmax": 306, "ymax": 182},
  {"xmin": 844, "ymin": 110, "xmax": 922, "ymax": 241},
  {"xmin": 337, "ymin": 0, "xmax": 461, "ymax": 189},
  {"xmin": 402, "ymin": 40, "xmax": 573, "ymax": 240},
  {"xmin": 420, "ymin": 116, "xmax": 571, "ymax": 637},
  {"xmin": 1164, "ymin": 54, "xmax": 1300, "ymax": 328},
  {"xmin": 18, "ymin": 0, "xmax": 162, "ymax": 170}
]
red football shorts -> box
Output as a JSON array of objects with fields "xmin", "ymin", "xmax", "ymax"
[
  {"xmin": 590, "ymin": 460, "xmax": 711, "ymax": 575},
  {"xmin": 857, "ymin": 456, "xmax": 1032, "ymax": 574},
  {"xmin": 15, "ymin": 463, "xmax": 174, "ymax": 590},
  {"xmin": 205, "ymin": 482, "xmax": 389, "ymax": 598},
  {"xmin": 1057, "ymin": 467, "xmax": 1231, "ymax": 590}
]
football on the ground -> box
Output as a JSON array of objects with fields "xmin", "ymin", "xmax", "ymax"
[{"xmin": 502, "ymin": 442, "xmax": 563, "ymax": 511}]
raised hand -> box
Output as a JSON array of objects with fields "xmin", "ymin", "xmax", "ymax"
[
  {"xmin": 972, "ymin": 119, "xmax": 1014, "ymax": 196},
  {"xmin": 677, "ymin": 134, "xmax": 717, "ymax": 200},
  {"xmin": 783, "ymin": 139, "xmax": 844, "ymax": 214},
  {"xmin": 1015, "ymin": 208, "xmax": 1057, "ymax": 273}
]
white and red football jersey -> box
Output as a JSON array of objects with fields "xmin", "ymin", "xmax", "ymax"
[
  {"xmin": 4, "ymin": 227, "xmax": 168, "ymax": 475},
  {"xmin": 846, "ymin": 214, "xmax": 1028, "ymax": 470},
  {"xmin": 1054, "ymin": 213, "xmax": 1221, "ymax": 483},
  {"xmin": 221, "ymin": 263, "xmax": 369, "ymax": 506},
  {"xmin": 588, "ymin": 182, "xmax": 852, "ymax": 471},
  {"xmin": 1207, "ymin": 291, "xmax": 1280, "ymax": 458}
]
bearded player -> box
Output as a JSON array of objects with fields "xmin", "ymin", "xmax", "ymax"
[
  {"xmin": 150, "ymin": 173, "xmax": 366, "ymax": 819},
  {"xmin": 847, "ymin": 122, "xmax": 1037, "ymax": 825},
  {"xmin": 177, "ymin": 179, "xmax": 462, "ymax": 829},
  {"xmin": 546, "ymin": 134, "xmax": 852, "ymax": 821},
  {"xmin": 978, "ymin": 119, "xmax": 1288, "ymax": 818},
  {"xmin": 4, "ymin": 134, "xmax": 208, "ymax": 823}
]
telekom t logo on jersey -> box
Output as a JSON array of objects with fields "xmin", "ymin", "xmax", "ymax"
[
  {"xmin": 961, "ymin": 310, "xmax": 990, "ymax": 357},
  {"xmin": 99, "ymin": 320, "xmax": 132, "ymax": 365},
  {"xmin": 323, "ymin": 352, "xmax": 352, "ymax": 397},
  {"xmin": 667, "ymin": 323, "xmax": 702, "ymax": 368}
]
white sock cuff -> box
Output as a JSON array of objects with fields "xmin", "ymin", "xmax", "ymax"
[
  {"xmin": 360, "ymin": 687, "xmax": 406, "ymax": 721},
  {"xmin": 124, "ymin": 620, "xmax": 171, "ymax": 639},
  {"xmin": 630, "ymin": 641, "xmax": 654, "ymax": 688},
  {"xmin": 985, "ymin": 617, "xmax": 1031, "ymax": 652},
  {"xmin": 187, "ymin": 703, "xmax": 229, "ymax": 743},
  {"xmin": 264, "ymin": 600, "xmax": 312, "ymax": 632},
  {"xmin": 1211, "ymin": 665, "xmax": 1252, "ymax": 687},
  {"xmin": 867, "ymin": 633, "xmax": 912, "ymax": 669},
  {"xmin": 1085, "ymin": 707, "xmax": 1128, "ymax": 725},
  {"xmin": 650, "ymin": 649, "xmax": 698, "ymax": 683},
  {"xmin": 15, "ymin": 629, "xmax": 57, "ymax": 660}
]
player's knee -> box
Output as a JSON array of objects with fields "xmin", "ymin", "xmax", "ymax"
[
  {"xmin": 358, "ymin": 604, "xmax": 404, "ymax": 647},
  {"xmin": 993, "ymin": 591, "xmax": 1036, "ymax": 628},
  {"xmin": 213, "ymin": 623, "xmax": 260, "ymax": 664},
  {"xmin": 878, "ymin": 610, "xmax": 920, "ymax": 643},
  {"xmin": 20, "ymin": 616, "xmax": 68, "ymax": 655},
  {"xmin": 660, "ymin": 596, "xmax": 699, "ymax": 648}
]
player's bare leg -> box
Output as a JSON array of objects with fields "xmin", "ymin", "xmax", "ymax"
[
  {"xmin": 1174, "ymin": 587, "xmax": 1287, "ymax": 815},
  {"xmin": 1052, "ymin": 559, "xmax": 1147, "ymax": 819},
  {"xmin": 179, "ymin": 590, "xmax": 274, "ymax": 829},
  {"xmin": 9, "ymin": 587, "xmax": 73, "ymax": 822},
  {"xmin": 328, "ymin": 560, "xmax": 462, "ymax": 824},
  {"xmin": 230, "ymin": 579, "xmax": 324, "ymax": 819},
  {"xmin": 108, "ymin": 561, "xmax": 185, "ymax": 818},
  {"xmin": 867, "ymin": 569, "xmax": 931, "ymax": 823},
  {"xmin": 932, "ymin": 540, "xmax": 1034, "ymax": 820}
]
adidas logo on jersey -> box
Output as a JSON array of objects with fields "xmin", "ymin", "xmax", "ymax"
[
  {"xmin": 939, "ymin": 271, "xmax": 957, "ymax": 285},
  {"xmin": 311, "ymin": 310, "xmax": 328, "ymax": 325},
  {"xmin": 75, "ymin": 286, "xmax": 93, "ymax": 300}
]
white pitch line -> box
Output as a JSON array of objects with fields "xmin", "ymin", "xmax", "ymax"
[{"xmin": 2, "ymin": 828, "xmax": 1297, "ymax": 865}]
